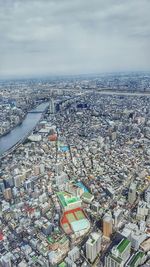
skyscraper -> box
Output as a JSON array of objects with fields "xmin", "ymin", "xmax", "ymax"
[
  {"xmin": 86, "ymin": 232, "xmax": 101, "ymax": 263},
  {"xmin": 128, "ymin": 182, "xmax": 136, "ymax": 205},
  {"xmin": 49, "ymin": 98, "xmax": 55, "ymax": 114},
  {"xmin": 145, "ymin": 185, "xmax": 150, "ymax": 204},
  {"xmin": 103, "ymin": 213, "xmax": 113, "ymax": 239}
]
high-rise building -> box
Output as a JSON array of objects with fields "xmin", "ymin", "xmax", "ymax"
[
  {"xmin": 68, "ymin": 246, "xmax": 80, "ymax": 262},
  {"xmin": 0, "ymin": 181, "xmax": 5, "ymax": 192},
  {"xmin": 126, "ymin": 251, "xmax": 145, "ymax": 267},
  {"xmin": 128, "ymin": 182, "xmax": 136, "ymax": 205},
  {"xmin": 13, "ymin": 175, "xmax": 21, "ymax": 188},
  {"xmin": 86, "ymin": 232, "xmax": 101, "ymax": 263},
  {"xmin": 103, "ymin": 214, "xmax": 113, "ymax": 239},
  {"xmin": 105, "ymin": 238, "xmax": 131, "ymax": 267},
  {"xmin": 56, "ymin": 172, "xmax": 68, "ymax": 190},
  {"xmin": 55, "ymin": 162, "xmax": 63, "ymax": 176},
  {"xmin": 145, "ymin": 185, "xmax": 150, "ymax": 204},
  {"xmin": 49, "ymin": 98, "xmax": 55, "ymax": 114},
  {"xmin": 3, "ymin": 188, "xmax": 12, "ymax": 200},
  {"xmin": 113, "ymin": 209, "xmax": 123, "ymax": 228}
]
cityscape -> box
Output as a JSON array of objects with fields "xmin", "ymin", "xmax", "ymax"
[
  {"xmin": 0, "ymin": 73, "xmax": 150, "ymax": 266},
  {"xmin": 0, "ymin": 0, "xmax": 150, "ymax": 266}
]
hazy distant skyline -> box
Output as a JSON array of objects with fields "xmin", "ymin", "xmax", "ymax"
[{"xmin": 0, "ymin": 0, "xmax": 150, "ymax": 78}]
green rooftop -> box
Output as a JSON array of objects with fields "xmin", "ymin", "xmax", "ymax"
[
  {"xmin": 47, "ymin": 236, "xmax": 55, "ymax": 244},
  {"xmin": 57, "ymin": 192, "xmax": 80, "ymax": 208},
  {"xmin": 117, "ymin": 238, "xmax": 130, "ymax": 254},
  {"xmin": 129, "ymin": 251, "xmax": 144, "ymax": 267},
  {"xmin": 58, "ymin": 262, "xmax": 67, "ymax": 267},
  {"xmin": 82, "ymin": 192, "xmax": 93, "ymax": 199}
]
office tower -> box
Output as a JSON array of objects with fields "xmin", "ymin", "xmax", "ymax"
[
  {"xmin": 103, "ymin": 213, "xmax": 113, "ymax": 239},
  {"xmin": 105, "ymin": 238, "xmax": 131, "ymax": 267},
  {"xmin": 56, "ymin": 172, "xmax": 68, "ymax": 190},
  {"xmin": 86, "ymin": 232, "xmax": 101, "ymax": 263},
  {"xmin": 68, "ymin": 246, "xmax": 80, "ymax": 262},
  {"xmin": 0, "ymin": 181, "xmax": 5, "ymax": 192},
  {"xmin": 49, "ymin": 98, "xmax": 55, "ymax": 114},
  {"xmin": 126, "ymin": 251, "xmax": 146, "ymax": 267},
  {"xmin": 3, "ymin": 188, "xmax": 12, "ymax": 200},
  {"xmin": 13, "ymin": 175, "xmax": 21, "ymax": 188},
  {"xmin": 113, "ymin": 209, "xmax": 123, "ymax": 228},
  {"xmin": 136, "ymin": 201, "xmax": 149, "ymax": 220},
  {"xmin": 55, "ymin": 162, "xmax": 63, "ymax": 176},
  {"xmin": 128, "ymin": 182, "xmax": 136, "ymax": 205},
  {"xmin": 145, "ymin": 185, "xmax": 150, "ymax": 204}
]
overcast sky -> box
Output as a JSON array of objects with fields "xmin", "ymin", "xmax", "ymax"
[{"xmin": 0, "ymin": 0, "xmax": 150, "ymax": 78}]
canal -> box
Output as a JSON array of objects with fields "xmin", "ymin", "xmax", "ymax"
[{"xmin": 0, "ymin": 102, "xmax": 49, "ymax": 156}]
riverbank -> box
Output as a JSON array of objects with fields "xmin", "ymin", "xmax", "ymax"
[{"xmin": 0, "ymin": 102, "xmax": 49, "ymax": 157}]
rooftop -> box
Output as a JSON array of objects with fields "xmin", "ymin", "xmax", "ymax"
[
  {"xmin": 57, "ymin": 192, "xmax": 81, "ymax": 208},
  {"xmin": 117, "ymin": 238, "xmax": 130, "ymax": 254},
  {"xmin": 128, "ymin": 252, "xmax": 144, "ymax": 267}
]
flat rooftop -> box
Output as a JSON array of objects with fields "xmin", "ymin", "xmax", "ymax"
[
  {"xmin": 57, "ymin": 192, "xmax": 81, "ymax": 208},
  {"xmin": 117, "ymin": 238, "xmax": 130, "ymax": 253}
]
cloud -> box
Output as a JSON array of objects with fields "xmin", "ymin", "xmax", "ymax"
[{"xmin": 0, "ymin": 0, "xmax": 150, "ymax": 77}]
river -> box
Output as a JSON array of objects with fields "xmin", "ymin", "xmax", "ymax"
[{"xmin": 0, "ymin": 102, "xmax": 49, "ymax": 156}]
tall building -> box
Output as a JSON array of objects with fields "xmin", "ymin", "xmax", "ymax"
[
  {"xmin": 105, "ymin": 238, "xmax": 131, "ymax": 267},
  {"xmin": 86, "ymin": 232, "xmax": 101, "ymax": 263},
  {"xmin": 55, "ymin": 162, "xmax": 63, "ymax": 176},
  {"xmin": 56, "ymin": 172, "xmax": 68, "ymax": 190},
  {"xmin": 128, "ymin": 182, "xmax": 136, "ymax": 205},
  {"xmin": 13, "ymin": 175, "xmax": 21, "ymax": 188},
  {"xmin": 103, "ymin": 213, "xmax": 113, "ymax": 239},
  {"xmin": 3, "ymin": 188, "xmax": 12, "ymax": 200},
  {"xmin": 145, "ymin": 185, "xmax": 150, "ymax": 204},
  {"xmin": 49, "ymin": 98, "xmax": 55, "ymax": 114},
  {"xmin": 113, "ymin": 209, "xmax": 123, "ymax": 228},
  {"xmin": 68, "ymin": 246, "xmax": 80, "ymax": 262},
  {"xmin": 126, "ymin": 251, "xmax": 145, "ymax": 267}
]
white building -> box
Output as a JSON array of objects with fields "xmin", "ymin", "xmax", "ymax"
[
  {"xmin": 105, "ymin": 238, "xmax": 131, "ymax": 267},
  {"xmin": 49, "ymin": 98, "xmax": 55, "ymax": 114},
  {"xmin": 86, "ymin": 232, "xmax": 101, "ymax": 263},
  {"xmin": 136, "ymin": 201, "xmax": 149, "ymax": 220},
  {"xmin": 145, "ymin": 185, "xmax": 150, "ymax": 204},
  {"xmin": 68, "ymin": 246, "xmax": 80, "ymax": 262},
  {"xmin": 128, "ymin": 182, "xmax": 136, "ymax": 205}
]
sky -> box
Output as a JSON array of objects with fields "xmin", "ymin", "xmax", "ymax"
[{"xmin": 0, "ymin": 0, "xmax": 150, "ymax": 78}]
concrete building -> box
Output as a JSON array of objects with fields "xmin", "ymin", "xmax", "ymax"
[
  {"xmin": 136, "ymin": 201, "xmax": 149, "ymax": 220},
  {"xmin": 113, "ymin": 209, "xmax": 123, "ymax": 228},
  {"xmin": 55, "ymin": 162, "xmax": 63, "ymax": 176},
  {"xmin": 1, "ymin": 253, "xmax": 12, "ymax": 267},
  {"xmin": 3, "ymin": 188, "xmax": 12, "ymax": 200},
  {"xmin": 126, "ymin": 251, "xmax": 146, "ymax": 267},
  {"xmin": 105, "ymin": 238, "xmax": 131, "ymax": 267},
  {"xmin": 86, "ymin": 232, "xmax": 101, "ymax": 263},
  {"xmin": 49, "ymin": 98, "xmax": 55, "ymax": 114},
  {"xmin": 103, "ymin": 213, "xmax": 113, "ymax": 239},
  {"xmin": 128, "ymin": 182, "xmax": 136, "ymax": 205},
  {"xmin": 68, "ymin": 246, "xmax": 80, "ymax": 262},
  {"xmin": 145, "ymin": 185, "xmax": 150, "ymax": 204}
]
